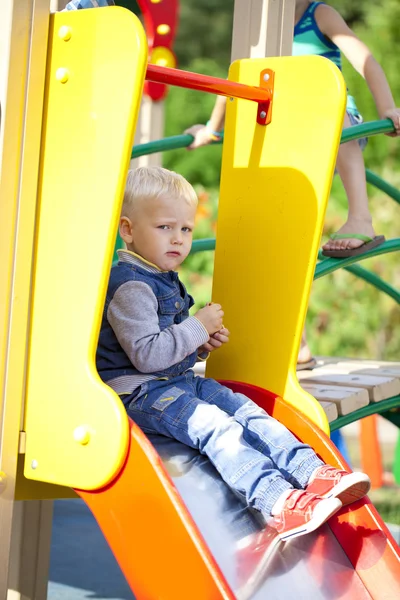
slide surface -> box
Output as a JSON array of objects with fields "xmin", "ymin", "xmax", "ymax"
[{"xmin": 77, "ymin": 382, "xmax": 400, "ymax": 599}]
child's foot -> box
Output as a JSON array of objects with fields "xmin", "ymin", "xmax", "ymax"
[
  {"xmin": 271, "ymin": 489, "xmax": 342, "ymax": 542},
  {"xmin": 322, "ymin": 216, "xmax": 376, "ymax": 253},
  {"xmin": 307, "ymin": 465, "xmax": 371, "ymax": 506}
]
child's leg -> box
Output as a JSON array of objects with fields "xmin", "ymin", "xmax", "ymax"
[
  {"xmin": 195, "ymin": 376, "xmax": 324, "ymax": 489},
  {"xmin": 195, "ymin": 377, "xmax": 370, "ymax": 506},
  {"xmin": 126, "ymin": 376, "xmax": 294, "ymax": 517},
  {"xmin": 322, "ymin": 112, "xmax": 375, "ymax": 253}
]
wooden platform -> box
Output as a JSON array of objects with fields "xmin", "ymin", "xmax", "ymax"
[{"xmin": 193, "ymin": 357, "xmax": 400, "ymax": 427}]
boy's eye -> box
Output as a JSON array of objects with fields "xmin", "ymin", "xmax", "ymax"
[
  {"xmin": 158, "ymin": 225, "xmax": 170, "ymax": 230},
  {"xmin": 182, "ymin": 227, "xmax": 192, "ymax": 233}
]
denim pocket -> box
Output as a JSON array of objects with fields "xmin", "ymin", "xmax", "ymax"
[{"xmin": 151, "ymin": 386, "xmax": 185, "ymax": 412}]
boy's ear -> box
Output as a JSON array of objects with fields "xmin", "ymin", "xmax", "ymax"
[{"xmin": 119, "ymin": 216, "xmax": 133, "ymax": 244}]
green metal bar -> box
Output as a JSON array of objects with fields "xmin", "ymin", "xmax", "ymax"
[
  {"xmin": 344, "ymin": 264, "xmax": 400, "ymax": 305},
  {"xmin": 131, "ymin": 133, "xmax": 223, "ymax": 159},
  {"xmin": 315, "ymin": 239, "xmax": 400, "ymax": 279},
  {"xmin": 366, "ymin": 168, "xmax": 400, "ymax": 206},
  {"xmin": 382, "ymin": 410, "xmax": 400, "ymax": 429},
  {"xmin": 340, "ymin": 118, "xmax": 394, "ymax": 143},
  {"xmin": 190, "ymin": 239, "xmax": 400, "ymax": 271},
  {"xmin": 190, "ymin": 238, "xmax": 216, "ymax": 254},
  {"xmin": 190, "ymin": 240, "xmax": 400, "ymax": 300},
  {"xmin": 130, "ymin": 119, "xmax": 395, "ymax": 159},
  {"xmin": 330, "ymin": 396, "xmax": 400, "ymax": 431}
]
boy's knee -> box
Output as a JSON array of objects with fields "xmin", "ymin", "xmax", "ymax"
[{"xmin": 187, "ymin": 403, "xmax": 232, "ymax": 436}]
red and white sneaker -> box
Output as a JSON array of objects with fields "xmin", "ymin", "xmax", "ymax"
[
  {"xmin": 271, "ymin": 489, "xmax": 342, "ymax": 542},
  {"xmin": 306, "ymin": 465, "xmax": 371, "ymax": 506},
  {"xmin": 235, "ymin": 491, "xmax": 341, "ymax": 599}
]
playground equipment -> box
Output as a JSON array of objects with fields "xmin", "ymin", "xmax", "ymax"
[
  {"xmin": 131, "ymin": 116, "xmax": 400, "ymax": 488},
  {"xmin": 1, "ymin": 2, "xmax": 400, "ymax": 600}
]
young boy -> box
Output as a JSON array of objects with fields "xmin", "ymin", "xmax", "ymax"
[{"xmin": 96, "ymin": 166, "xmax": 370, "ymax": 542}]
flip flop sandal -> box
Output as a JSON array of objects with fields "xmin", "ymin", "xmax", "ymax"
[
  {"xmin": 296, "ymin": 357, "xmax": 317, "ymax": 371},
  {"xmin": 322, "ymin": 234, "xmax": 385, "ymax": 258}
]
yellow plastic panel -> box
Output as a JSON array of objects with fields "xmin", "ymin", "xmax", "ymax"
[
  {"xmin": 24, "ymin": 8, "xmax": 147, "ymax": 489},
  {"xmin": 207, "ymin": 56, "xmax": 346, "ymax": 433}
]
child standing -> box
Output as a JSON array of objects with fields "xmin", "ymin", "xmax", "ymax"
[
  {"xmin": 96, "ymin": 166, "xmax": 370, "ymax": 542},
  {"xmin": 185, "ymin": 0, "xmax": 400, "ymax": 258}
]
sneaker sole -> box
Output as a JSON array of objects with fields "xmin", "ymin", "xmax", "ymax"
[
  {"xmin": 321, "ymin": 472, "xmax": 371, "ymax": 506},
  {"xmin": 279, "ymin": 498, "xmax": 342, "ymax": 542}
]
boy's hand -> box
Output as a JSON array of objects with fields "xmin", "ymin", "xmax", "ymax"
[
  {"xmin": 382, "ymin": 108, "xmax": 400, "ymax": 136},
  {"xmin": 195, "ymin": 303, "xmax": 224, "ymax": 334},
  {"xmin": 199, "ymin": 328, "xmax": 230, "ymax": 354}
]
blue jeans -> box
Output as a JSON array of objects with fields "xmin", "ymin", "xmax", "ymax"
[{"xmin": 124, "ymin": 371, "xmax": 323, "ymax": 517}]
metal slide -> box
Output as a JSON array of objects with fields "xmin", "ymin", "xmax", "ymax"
[
  {"xmin": 151, "ymin": 435, "xmax": 370, "ymax": 600},
  {"xmin": 77, "ymin": 382, "xmax": 400, "ymax": 599}
]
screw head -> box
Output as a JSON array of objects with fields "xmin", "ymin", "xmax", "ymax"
[
  {"xmin": 58, "ymin": 26, "xmax": 72, "ymax": 41},
  {"xmin": 263, "ymin": 73, "xmax": 270, "ymax": 82},
  {"xmin": 56, "ymin": 67, "xmax": 69, "ymax": 83},
  {"xmin": 73, "ymin": 425, "xmax": 91, "ymax": 445},
  {"xmin": 259, "ymin": 111, "xmax": 267, "ymax": 119},
  {"xmin": 31, "ymin": 459, "xmax": 38, "ymax": 470}
]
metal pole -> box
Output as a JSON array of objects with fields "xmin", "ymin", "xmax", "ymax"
[{"xmin": 146, "ymin": 64, "xmax": 271, "ymax": 102}]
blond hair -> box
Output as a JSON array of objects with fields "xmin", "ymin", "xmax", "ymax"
[{"xmin": 122, "ymin": 166, "xmax": 198, "ymax": 216}]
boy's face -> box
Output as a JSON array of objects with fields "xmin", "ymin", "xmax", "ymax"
[{"xmin": 120, "ymin": 195, "xmax": 196, "ymax": 271}]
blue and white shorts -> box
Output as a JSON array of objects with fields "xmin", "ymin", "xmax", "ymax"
[{"xmin": 347, "ymin": 111, "xmax": 368, "ymax": 151}]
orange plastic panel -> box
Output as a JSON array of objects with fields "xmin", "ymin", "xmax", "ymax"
[
  {"xmin": 360, "ymin": 415, "xmax": 383, "ymax": 489},
  {"xmin": 76, "ymin": 419, "xmax": 235, "ymax": 600}
]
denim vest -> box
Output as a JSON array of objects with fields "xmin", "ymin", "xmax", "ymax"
[{"xmin": 96, "ymin": 261, "xmax": 197, "ymax": 382}]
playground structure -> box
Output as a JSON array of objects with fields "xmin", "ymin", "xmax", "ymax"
[{"xmin": 0, "ymin": 2, "xmax": 400, "ymax": 600}]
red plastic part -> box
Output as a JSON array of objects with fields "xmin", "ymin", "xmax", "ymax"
[
  {"xmin": 138, "ymin": 0, "xmax": 178, "ymax": 101},
  {"xmin": 256, "ymin": 68, "xmax": 274, "ymax": 125},
  {"xmin": 146, "ymin": 63, "xmax": 272, "ymax": 103}
]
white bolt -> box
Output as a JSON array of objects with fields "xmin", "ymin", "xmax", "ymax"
[
  {"xmin": 263, "ymin": 73, "xmax": 270, "ymax": 81},
  {"xmin": 58, "ymin": 25, "xmax": 72, "ymax": 41},
  {"xmin": 260, "ymin": 111, "xmax": 267, "ymax": 119},
  {"xmin": 73, "ymin": 425, "xmax": 91, "ymax": 445},
  {"xmin": 56, "ymin": 67, "xmax": 69, "ymax": 83},
  {"xmin": 31, "ymin": 459, "xmax": 38, "ymax": 470}
]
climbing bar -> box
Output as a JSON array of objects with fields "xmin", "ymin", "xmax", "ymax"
[
  {"xmin": 191, "ymin": 238, "xmax": 215, "ymax": 254},
  {"xmin": 131, "ymin": 119, "xmax": 396, "ymax": 159},
  {"xmin": 344, "ymin": 264, "xmax": 400, "ymax": 305},
  {"xmin": 330, "ymin": 395, "xmax": 400, "ymax": 431},
  {"xmin": 131, "ymin": 134, "xmax": 195, "ymax": 159},
  {"xmin": 314, "ymin": 238, "xmax": 400, "ymax": 279},
  {"xmin": 190, "ymin": 239, "xmax": 400, "ymax": 302},
  {"xmin": 146, "ymin": 64, "xmax": 272, "ymax": 103},
  {"xmin": 366, "ymin": 169, "xmax": 400, "ymax": 206},
  {"xmin": 341, "ymin": 118, "xmax": 395, "ymax": 143}
]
